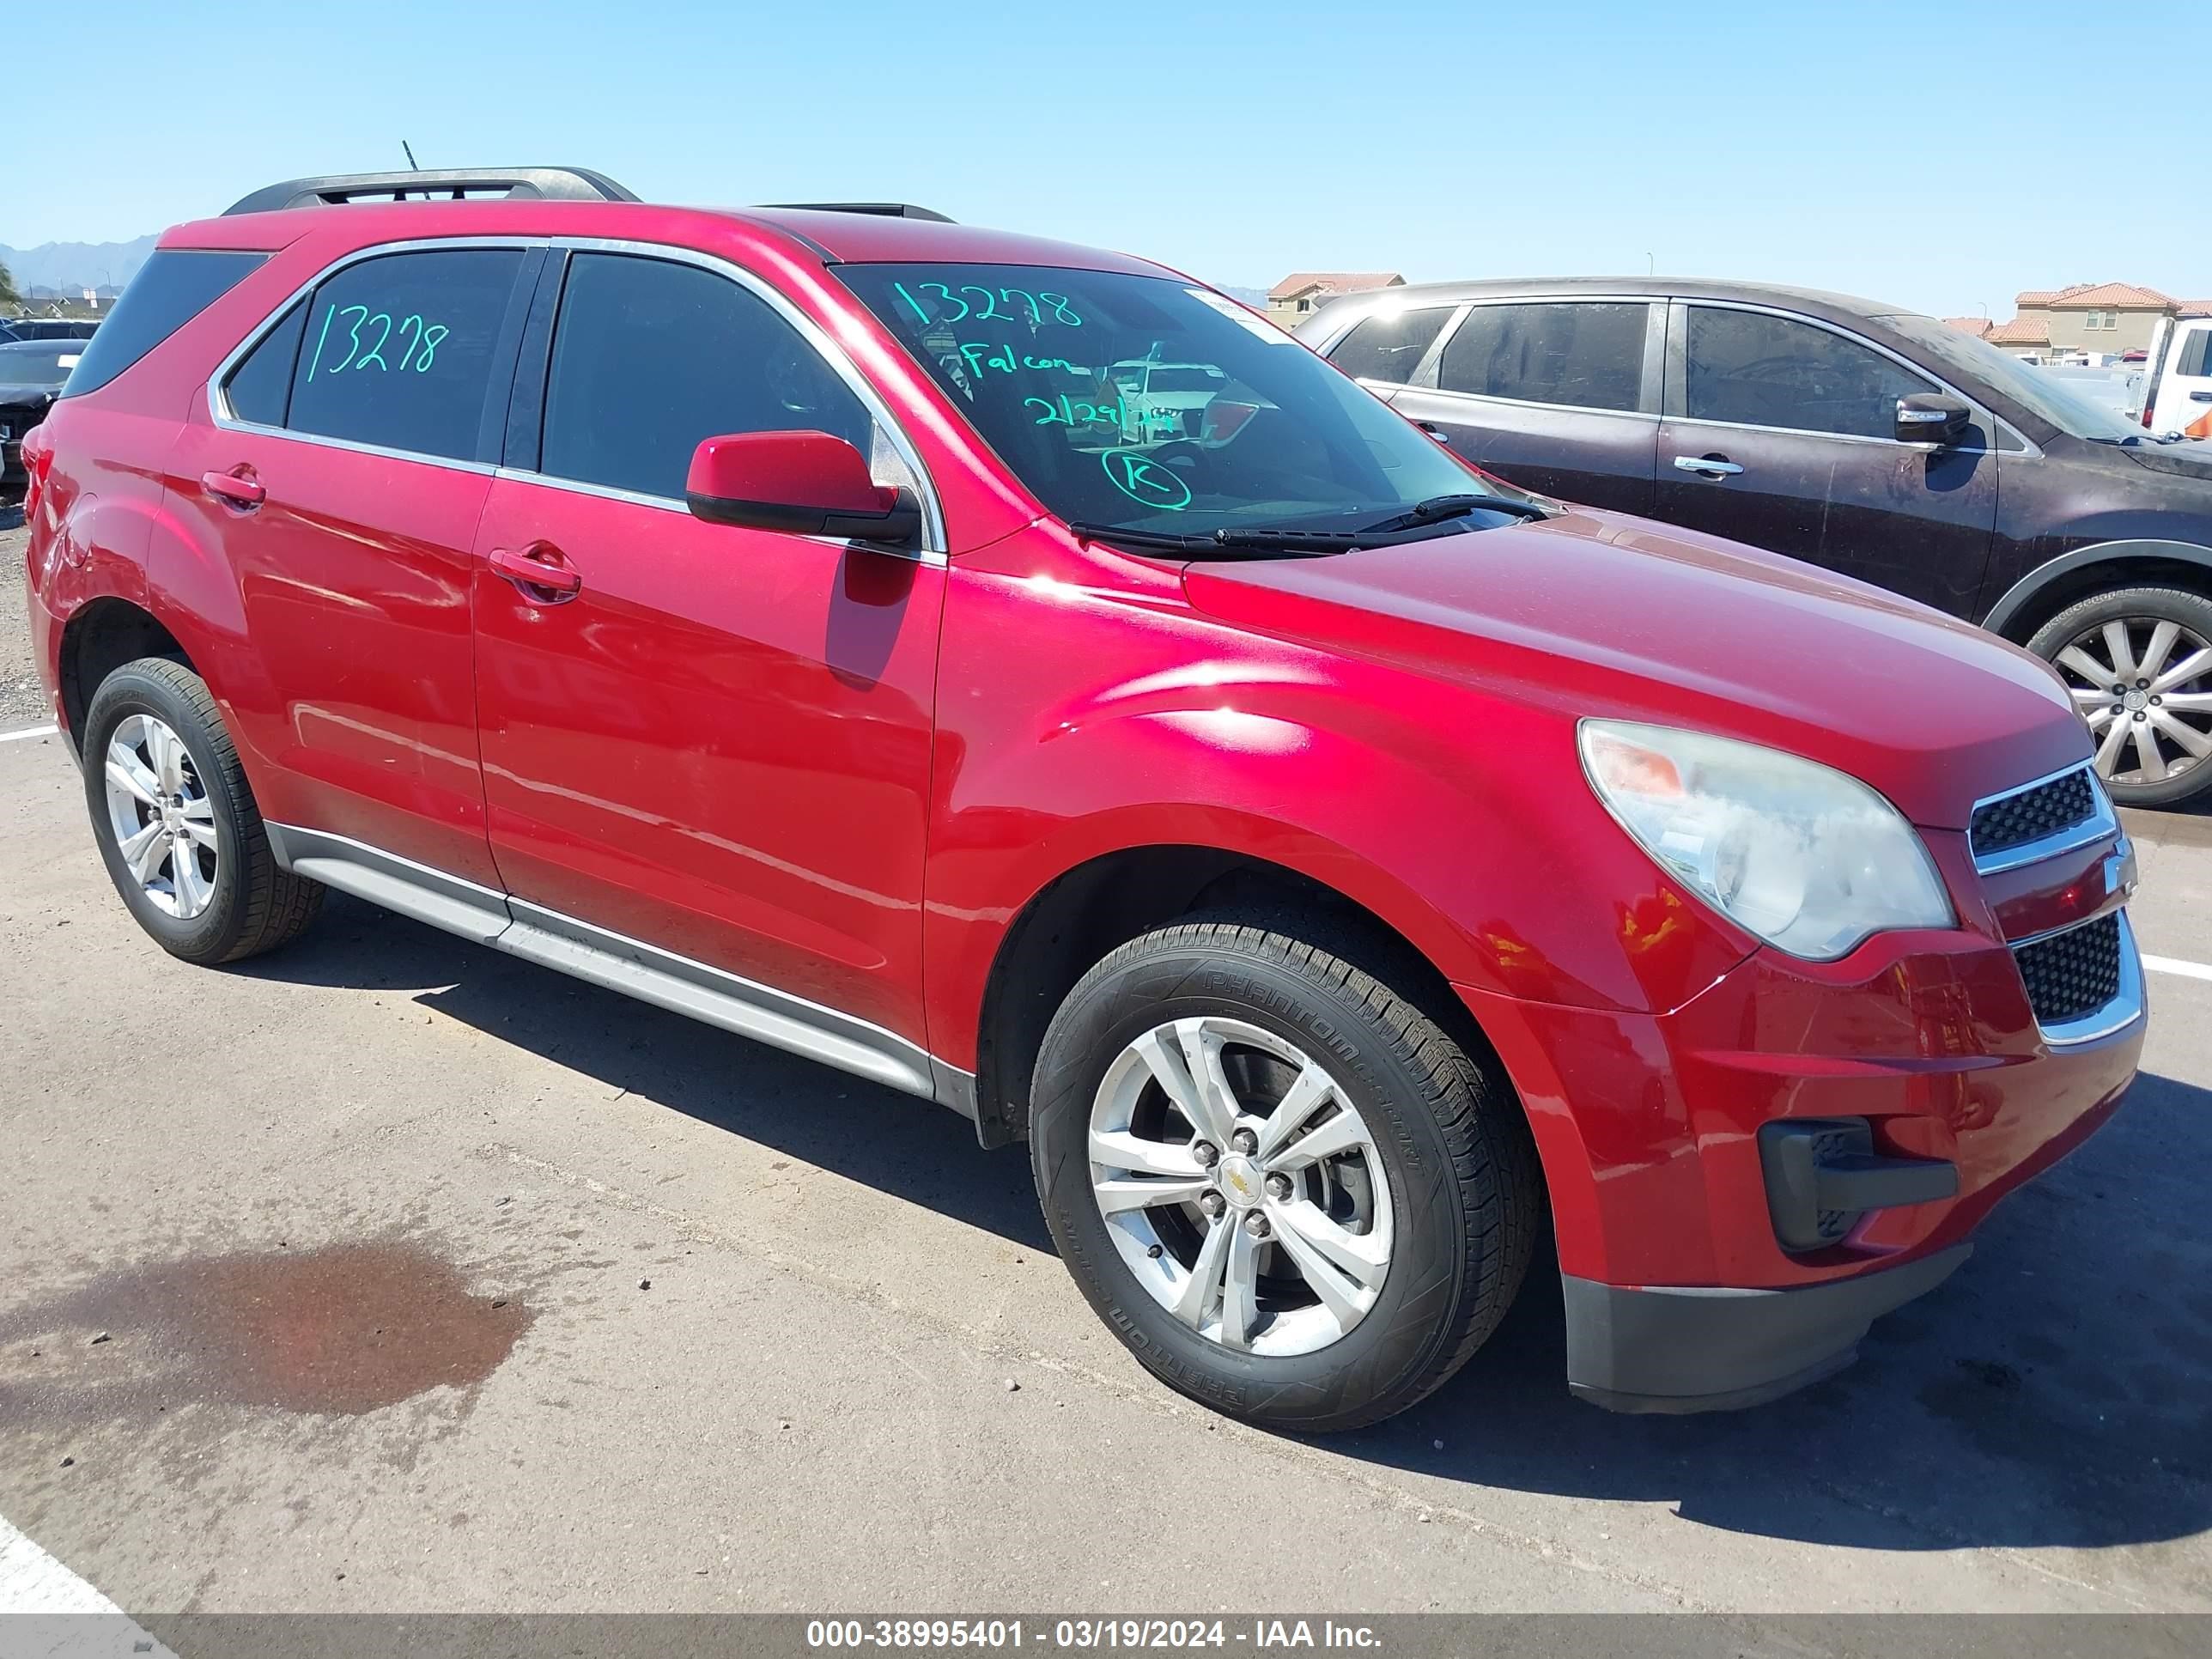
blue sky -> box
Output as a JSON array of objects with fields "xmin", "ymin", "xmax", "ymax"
[{"xmin": 7, "ymin": 0, "xmax": 2206, "ymax": 319}]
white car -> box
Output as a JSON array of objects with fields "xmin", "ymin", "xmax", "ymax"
[
  {"xmin": 1104, "ymin": 360, "xmax": 1230, "ymax": 443},
  {"xmin": 2139, "ymin": 315, "xmax": 2212, "ymax": 439}
]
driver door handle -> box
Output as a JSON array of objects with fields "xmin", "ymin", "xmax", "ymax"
[{"xmin": 1674, "ymin": 455, "xmax": 1744, "ymax": 477}]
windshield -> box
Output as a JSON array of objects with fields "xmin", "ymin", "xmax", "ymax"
[
  {"xmin": 0, "ymin": 344, "xmax": 80, "ymax": 384},
  {"xmin": 1881, "ymin": 313, "xmax": 2145, "ymax": 441},
  {"xmin": 839, "ymin": 264, "xmax": 1485, "ymax": 536}
]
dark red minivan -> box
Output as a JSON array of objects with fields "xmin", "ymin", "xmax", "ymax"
[{"xmin": 19, "ymin": 168, "xmax": 2144, "ymax": 1428}]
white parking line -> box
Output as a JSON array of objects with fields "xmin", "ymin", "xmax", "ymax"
[
  {"xmin": 2146, "ymin": 953, "xmax": 2212, "ymax": 984},
  {"xmin": 0, "ymin": 1512, "xmax": 173, "ymax": 1652},
  {"xmin": 0, "ymin": 724, "xmax": 59, "ymax": 744}
]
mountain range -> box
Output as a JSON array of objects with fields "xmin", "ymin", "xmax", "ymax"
[{"xmin": 0, "ymin": 236, "xmax": 158, "ymax": 297}]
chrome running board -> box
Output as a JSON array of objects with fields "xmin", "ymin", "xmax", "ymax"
[{"xmin": 264, "ymin": 823, "xmax": 973, "ymax": 1115}]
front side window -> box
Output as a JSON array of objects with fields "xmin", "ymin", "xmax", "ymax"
[
  {"xmin": 1684, "ymin": 307, "xmax": 1934, "ymax": 440},
  {"xmin": 840, "ymin": 264, "xmax": 1475, "ymax": 535},
  {"xmin": 538, "ymin": 253, "xmax": 877, "ymax": 501},
  {"xmin": 1328, "ymin": 306, "xmax": 1455, "ymax": 385},
  {"xmin": 282, "ymin": 249, "xmax": 526, "ymax": 462},
  {"xmin": 1438, "ymin": 302, "xmax": 1650, "ymax": 413}
]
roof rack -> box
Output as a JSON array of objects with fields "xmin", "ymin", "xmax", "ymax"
[
  {"xmin": 756, "ymin": 202, "xmax": 955, "ymax": 223},
  {"xmin": 224, "ymin": 167, "xmax": 640, "ymax": 216}
]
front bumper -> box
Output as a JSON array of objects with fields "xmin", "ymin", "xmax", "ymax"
[
  {"xmin": 1458, "ymin": 836, "xmax": 2143, "ymax": 1413},
  {"xmin": 1563, "ymin": 1243, "xmax": 1972, "ymax": 1413}
]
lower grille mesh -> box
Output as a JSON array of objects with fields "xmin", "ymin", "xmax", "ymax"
[{"xmin": 2014, "ymin": 912, "xmax": 2123, "ymax": 1027}]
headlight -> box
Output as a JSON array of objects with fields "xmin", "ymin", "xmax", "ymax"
[{"xmin": 1578, "ymin": 720, "xmax": 1954, "ymax": 961}]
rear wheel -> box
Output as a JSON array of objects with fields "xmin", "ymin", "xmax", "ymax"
[
  {"xmin": 1029, "ymin": 914, "xmax": 1540, "ymax": 1431},
  {"xmin": 2029, "ymin": 586, "xmax": 2212, "ymax": 807},
  {"xmin": 82, "ymin": 658, "xmax": 323, "ymax": 964}
]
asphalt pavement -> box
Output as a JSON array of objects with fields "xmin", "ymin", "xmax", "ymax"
[{"xmin": 2, "ymin": 514, "xmax": 2209, "ymax": 1618}]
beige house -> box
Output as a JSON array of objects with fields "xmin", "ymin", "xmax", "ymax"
[
  {"xmin": 1983, "ymin": 284, "xmax": 2212, "ymax": 360},
  {"xmin": 1267, "ymin": 271, "xmax": 1404, "ymax": 330}
]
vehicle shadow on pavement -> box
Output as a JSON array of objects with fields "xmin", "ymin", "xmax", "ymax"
[
  {"xmin": 1341, "ymin": 1066, "xmax": 2212, "ymax": 1554},
  {"xmin": 235, "ymin": 896, "xmax": 2211, "ymax": 1556},
  {"xmin": 226, "ymin": 893, "xmax": 1054, "ymax": 1254}
]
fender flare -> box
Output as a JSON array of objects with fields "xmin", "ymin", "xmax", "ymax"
[{"xmin": 1981, "ymin": 538, "xmax": 2212, "ymax": 639}]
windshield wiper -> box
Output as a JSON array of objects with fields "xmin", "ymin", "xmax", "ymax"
[
  {"xmin": 1066, "ymin": 521, "xmax": 1345, "ymax": 558},
  {"xmin": 1360, "ymin": 492, "xmax": 1555, "ymax": 532}
]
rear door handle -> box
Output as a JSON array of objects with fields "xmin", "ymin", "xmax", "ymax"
[
  {"xmin": 489, "ymin": 544, "xmax": 583, "ymax": 602},
  {"xmin": 1673, "ymin": 455, "xmax": 1744, "ymax": 477},
  {"xmin": 2191, "ymin": 391, "xmax": 2212, "ymax": 404},
  {"xmin": 201, "ymin": 469, "xmax": 264, "ymax": 510}
]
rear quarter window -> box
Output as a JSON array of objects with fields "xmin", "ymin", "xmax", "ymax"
[
  {"xmin": 1326, "ymin": 307, "xmax": 1455, "ymax": 385},
  {"xmin": 59, "ymin": 250, "xmax": 266, "ymax": 398}
]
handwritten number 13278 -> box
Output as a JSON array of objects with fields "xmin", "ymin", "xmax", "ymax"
[
  {"xmin": 893, "ymin": 282, "xmax": 1081, "ymax": 327},
  {"xmin": 306, "ymin": 303, "xmax": 450, "ymax": 380}
]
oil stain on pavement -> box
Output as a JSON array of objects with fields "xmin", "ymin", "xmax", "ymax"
[{"xmin": 0, "ymin": 1240, "xmax": 530, "ymax": 1420}]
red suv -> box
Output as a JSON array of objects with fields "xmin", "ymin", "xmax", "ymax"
[{"xmin": 18, "ymin": 168, "xmax": 2145, "ymax": 1429}]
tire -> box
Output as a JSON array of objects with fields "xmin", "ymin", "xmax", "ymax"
[
  {"xmin": 82, "ymin": 657, "xmax": 323, "ymax": 964},
  {"xmin": 1030, "ymin": 913, "xmax": 1541, "ymax": 1432},
  {"xmin": 2027, "ymin": 585, "xmax": 2212, "ymax": 808}
]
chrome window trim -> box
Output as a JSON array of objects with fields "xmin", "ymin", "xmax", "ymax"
[
  {"xmin": 1968, "ymin": 760, "xmax": 2116, "ymax": 874},
  {"xmin": 264, "ymin": 823, "xmax": 977, "ymax": 1114},
  {"xmin": 204, "ymin": 232, "xmax": 950, "ymax": 562},
  {"xmin": 2015, "ymin": 908, "xmax": 2145, "ymax": 1048},
  {"xmin": 1672, "ymin": 296, "xmax": 2039, "ymax": 458},
  {"xmin": 206, "ymin": 234, "xmax": 543, "ymax": 478},
  {"xmin": 1401, "ymin": 294, "xmax": 1660, "ymax": 415}
]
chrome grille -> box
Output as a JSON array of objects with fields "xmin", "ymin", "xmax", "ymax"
[
  {"xmin": 2014, "ymin": 913, "xmax": 2124, "ymax": 1028},
  {"xmin": 1970, "ymin": 766, "xmax": 2097, "ymax": 866}
]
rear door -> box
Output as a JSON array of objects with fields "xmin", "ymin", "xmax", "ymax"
[
  {"xmin": 1652, "ymin": 301, "xmax": 2000, "ymax": 615},
  {"xmin": 167, "ymin": 242, "xmax": 541, "ymax": 885},
  {"xmin": 2148, "ymin": 319, "xmax": 2212, "ymax": 438},
  {"xmin": 1387, "ymin": 299, "xmax": 1662, "ymax": 513}
]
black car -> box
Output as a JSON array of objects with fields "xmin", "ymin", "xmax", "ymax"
[
  {"xmin": 6, "ymin": 318, "xmax": 100, "ymax": 341},
  {"xmin": 1302, "ymin": 279, "xmax": 2212, "ymax": 806},
  {"xmin": 0, "ymin": 339, "xmax": 79, "ymax": 489}
]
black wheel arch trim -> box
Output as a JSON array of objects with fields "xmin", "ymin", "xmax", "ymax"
[{"xmin": 1981, "ymin": 538, "xmax": 2212, "ymax": 640}]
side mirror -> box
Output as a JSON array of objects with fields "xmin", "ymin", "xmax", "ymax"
[
  {"xmin": 1895, "ymin": 392, "xmax": 1972, "ymax": 449},
  {"xmin": 685, "ymin": 430, "xmax": 921, "ymax": 545}
]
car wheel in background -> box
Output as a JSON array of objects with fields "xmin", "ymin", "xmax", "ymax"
[{"xmin": 2030, "ymin": 586, "xmax": 2212, "ymax": 808}]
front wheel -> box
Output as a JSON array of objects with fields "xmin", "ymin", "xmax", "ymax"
[
  {"xmin": 1029, "ymin": 915, "xmax": 1540, "ymax": 1431},
  {"xmin": 2028, "ymin": 586, "xmax": 2212, "ymax": 807}
]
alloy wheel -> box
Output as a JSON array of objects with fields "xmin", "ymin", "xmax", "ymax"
[
  {"xmin": 2053, "ymin": 617, "xmax": 2212, "ymax": 789},
  {"xmin": 103, "ymin": 714, "xmax": 220, "ymax": 920},
  {"xmin": 1087, "ymin": 1017, "xmax": 1393, "ymax": 1356}
]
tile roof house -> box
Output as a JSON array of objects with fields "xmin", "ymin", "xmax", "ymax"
[
  {"xmin": 1267, "ymin": 271, "xmax": 1404, "ymax": 328},
  {"xmin": 1942, "ymin": 316, "xmax": 1994, "ymax": 338},
  {"xmin": 1987, "ymin": 283, "xmax": 2197, "ymax": 358}
]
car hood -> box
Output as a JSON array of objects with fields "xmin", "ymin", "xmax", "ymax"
[
  {"xmin": 1179, "ymin": 508, "xmax": 2087, "ymax": 830},
  {"xmin": 2121, "ymin": 437, "xmax": 2212, "ymax": 482}
]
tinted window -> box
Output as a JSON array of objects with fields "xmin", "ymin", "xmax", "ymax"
[
  {"xmin": 59, "ymin": 250, "xmax": 264, "ymax": 398},
  {"xmin": 224, "ymin": 302, "xmax": 306, "ymax": 427},
  {"xmin": 1328, "ymin": 307, "xmax": 1455, "ymax": 385},
  {"xmin": 1685, "ymin": 307, "xmax": 1934, "ymax": 439},
  {"xmin": 539, "ymin": 253, "xmax": 874, "ymax": 500},
  {"xmin": 2179, "ymin": 328, "xmax": 2212, "ymax": 380},
  {"xmin": 1437, "ymin": 302, "xmax": 1648, "ymax": 411},
  {"xmin": 286, "ymin": 250, "xmax": 526, "ymax": 462}
]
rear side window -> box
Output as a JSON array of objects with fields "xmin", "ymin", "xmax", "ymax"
[
  {"xmin": 1327, "ymin": 307, "xmax": 1454, "ymax": 384},
  {"xmin": 282, "ymin": 249, "xmax": 526, "ymax": 462},
  {"xmin": 1438, "ymin": 302, "xmax": 1649, "ymax": 412},
  {"xmin": 1684, "ymin": 307, "xmax": 1934, "ymax": 439},
  {"xmin": 59, "ymin": 250, "xmax": 264, "ymax": 398},
  {"xmin": 538, "ymin": 252, "xmax": 874, "ymax": 500},
  {"xmin": 223, "ymin": 303, "xmax": 307, "ymax": 427},
  {"xmin": 2179, "ymin": 328, "xmax": 2212, "ymax": 379}
]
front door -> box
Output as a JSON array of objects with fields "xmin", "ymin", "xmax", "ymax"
[
  {"xmin": 1652, "ymin": 301, "xmax": 1999, "ymax": 617},
  {"xmin": 471, "ymin": 248, "xmax": 945, "ymax": 1050}
]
